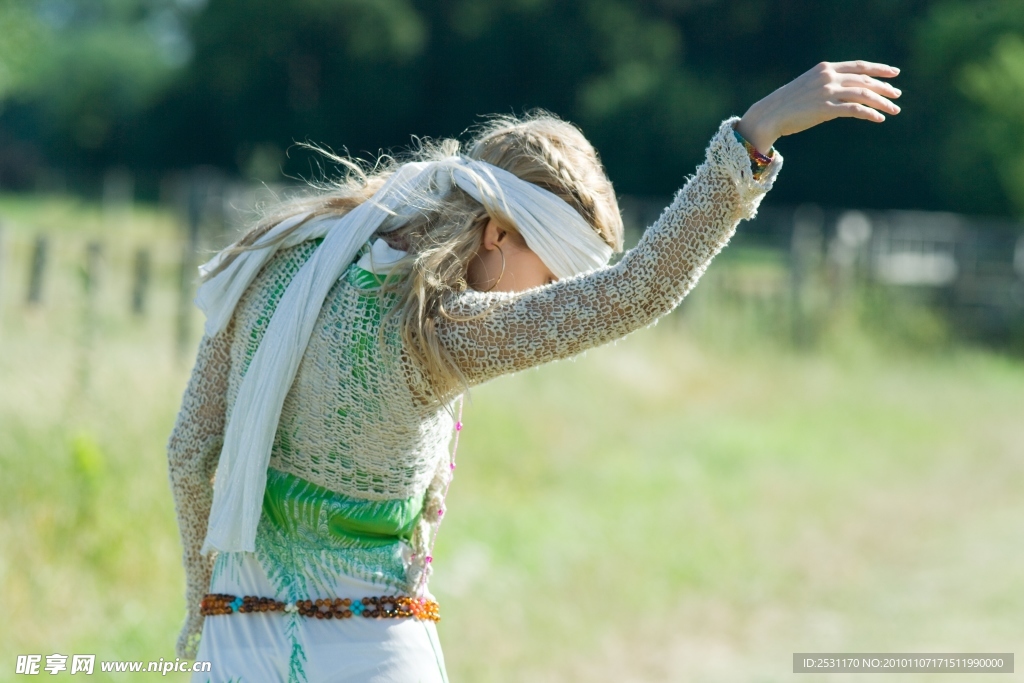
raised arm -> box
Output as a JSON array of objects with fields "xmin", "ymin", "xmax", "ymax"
[
  {"xmin": 433, "ymin": 59, "xmax": 902, "ymax": 392},
  {"xmin": 167, "ymin": 328, "xmax": 232, "ymax": 659},
  {"xmin": 432, "ymin": 117, "xmax": 778, "ymax": 388}
]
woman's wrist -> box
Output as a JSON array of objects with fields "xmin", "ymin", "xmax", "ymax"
[
  {"xmin": 731, "ymin": 120, "xmax": 777, "ymax": 181},
  {"xmin": 734, "ymin": 107, "xmax": 778, "ymax": 156}
]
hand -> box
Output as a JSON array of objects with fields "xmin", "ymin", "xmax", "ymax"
[{"xmin": 735, "ymin": 60, "xmax": 902, "ymax": 154}]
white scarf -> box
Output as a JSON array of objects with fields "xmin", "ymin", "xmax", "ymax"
[{"xmin": 197, "ymin": 157, "xmax": 613, "ymax": 554}]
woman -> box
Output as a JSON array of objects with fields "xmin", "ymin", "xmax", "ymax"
[{"xmin": 168, "ymin": 60, "xmax": 901, "ymax": 682}]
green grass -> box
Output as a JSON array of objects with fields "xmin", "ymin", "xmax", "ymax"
[
  {"xmin": 436, "ymin": 329, "xmax": 1024, "ymax": 682},
  {"xmin": 1, "ymin": 195, "xmax": 1022, "ymax": 681}
]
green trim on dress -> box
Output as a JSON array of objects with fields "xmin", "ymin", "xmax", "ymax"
[
  {"xmin": 211, "ymin": 241, "xmax": 419, "ymax": 683},
  {"xmin": 262, "ymin": 467, "xmax": 423, "ymax": 549}
]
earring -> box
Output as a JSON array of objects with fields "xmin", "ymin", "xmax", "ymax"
[{"xmin": 481, "ymin": 244, "xmax": 506, "ymax": 293}]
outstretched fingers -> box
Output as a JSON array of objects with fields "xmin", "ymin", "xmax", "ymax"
[
  {"xmin": 737, "ymin": 58, "xmax": 903, "ymax": 149},
  {"xmin": 839, "ymin": 73, "xmax": 902, "ymax": 100},
  {"xmin": 833, "ymin": 85, "xmax": 901, "ymax": 117},
  {"xmin": 826, "ymin": 101, "xmax": 888, "ymax": 123},
  {"xmin": 830, "ymin": 60, "xmax": 900, "ymax": 78}
]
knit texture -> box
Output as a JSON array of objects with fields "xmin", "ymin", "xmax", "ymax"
[{"xmin": 167, "ymin": 117, "xmax": 782, "ymax": 658}]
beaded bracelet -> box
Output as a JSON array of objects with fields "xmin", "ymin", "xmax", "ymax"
[
  {"xmin": 201, "ymin": 593, "xmax": 441, "ymax": 622},
  {"xmin": 732, "ymin": 128, "xmax": 776, "ymax": 181}
]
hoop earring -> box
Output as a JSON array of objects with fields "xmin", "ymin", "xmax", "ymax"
[{"xmin": 481, "ymin": 244, "xmax": 506, "ymax": 293}]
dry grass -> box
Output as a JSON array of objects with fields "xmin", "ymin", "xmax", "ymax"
[{"xmin": 1, "ymin": 195, "xmax": 1022, "ymax": 681}]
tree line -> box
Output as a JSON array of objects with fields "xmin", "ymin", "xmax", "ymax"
[{"xmin": 1, "ymin": 0, "xmax": 1022, "ymax": 222}]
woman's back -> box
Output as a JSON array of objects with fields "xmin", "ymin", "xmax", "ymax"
[
  {"xmin": 183, "ymin": 239, "xmax": 456, "ymax": 681},
  {"xmin": 230, "ymin": 238, "xmax": 455, "ymax": 503}
]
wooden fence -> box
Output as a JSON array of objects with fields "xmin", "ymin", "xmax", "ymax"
[
  {"xmin": 621, "ymin": 199, "xmax": 1024, "ymax": 347},
  {"xmin": 2, "ymin": 188, "xmax": 1022, "ymax": 369}
]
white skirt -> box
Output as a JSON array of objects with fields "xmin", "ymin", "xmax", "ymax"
[{"xmin": 192, "ymin": 551, "xmax": 449, "ymax": 683}]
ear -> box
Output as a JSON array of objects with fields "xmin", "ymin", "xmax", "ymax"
[{"xmin": 481, "ymin": 218, "xmax": 508, "ymax": 251}]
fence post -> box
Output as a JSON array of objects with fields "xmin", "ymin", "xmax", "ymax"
[
  {"xmin": 829, "ymin": 211, "xmax": 873, "ymax": 312},
  {"xmin": 176, "ymin": 245, "xmax": 194, "ymax": 360},
  {"xmin": 103, "ymin": 167, "xmax": 134, "ymax": 224},
  {"xmin": 790, "ymin": 204, "xmax": 824, "ymax": 348},
  {"xmin": 76, "ymin": 241, "xmax": 103, "ymax": 394},
  {"xmin": 175, "ymin": 177, "xmax": 203, "ymax": 360},
  {"xmin": 27, "ymin": 235, "xmax": 48, "ymax": 305},
  {"xmin": 0, "ymin": 222, "xmax": 4, "ymax": 334},
  {"xmin": 131, "ymin": 247, "xmax": 151, "ymax": 316},
  {"xmin": 1015, "ymin": 234, "xmax": 1024, "ymax": 280}
]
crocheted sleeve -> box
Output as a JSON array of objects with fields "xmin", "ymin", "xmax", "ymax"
[
  {"xmin": 166, "ymin": 328, "xmax": 232, "ymax": 659},
  {"xmin": 433, "ymin": 117, "xmax": 782, "ymax": 390}
]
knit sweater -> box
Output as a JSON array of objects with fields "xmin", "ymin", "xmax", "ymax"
[{"xmin": 167, "ymin": 116, "xmax": 783, "ymax": 658}]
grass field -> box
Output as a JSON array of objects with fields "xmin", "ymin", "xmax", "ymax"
[{"xmin": 1, "ymin": 196, "xmax": 1022, "ymax": 681}]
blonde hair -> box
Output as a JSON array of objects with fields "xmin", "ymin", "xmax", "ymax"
[{"xmin": 206, "ymin": 110, "xmax": 624, "ymax": 403}]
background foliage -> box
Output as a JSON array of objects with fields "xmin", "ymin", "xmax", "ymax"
[
  {"xmin": 3, "ymin": 3, "xmax": 1024, "ymax": 679},
  {"xmin": 1, "ymin": 0, "xmax": 1023, "ymax": 218}
]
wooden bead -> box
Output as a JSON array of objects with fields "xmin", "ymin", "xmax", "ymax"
[{"xmin": 201, "ymin": 593, "xmax": 440, "ymax": 622}]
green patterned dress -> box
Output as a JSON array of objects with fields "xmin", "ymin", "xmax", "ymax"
[{"xmin": 193, "ymin": 251, "xmax": 449, "ymax": 683}]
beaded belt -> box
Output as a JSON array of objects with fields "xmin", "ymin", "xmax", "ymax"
[{"xmin": 201, "ymin": 593, "xmax": 440, "ymax": 622}]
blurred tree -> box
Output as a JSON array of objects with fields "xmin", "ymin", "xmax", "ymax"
[
  {"xmin": 0, "ymin": 0, "xmax": 48, "ymax": 102},
  {"xmin": 573, "ymin": 0, "xmax": 729, "ymax": 192},
  {"xmin": 921, "ymin": 1, "xmax": 1024, "ymax": 215},
  {"xmin": 0, "ymin": 0, "xmax": 198, "ymax": 187},
  {"xmin": 914, "ymin": 0, "xmax": 1024, "ymax": 219},
  {"xmin": 1, "ymin": 0, "xmax": 1023, "ymax": 222},
  {"xmin": 0, "ymin": 0, "xmax": 52, "ymax": 187},
  {"xmin": 148, "ymin": 0, "xmax": 428, "ymax": 180},
  {"xmin": 155, "ymin": 0, "xmax": 730, "ymax": 191}
]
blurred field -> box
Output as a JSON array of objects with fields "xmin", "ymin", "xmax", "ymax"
[{"xmin": 1, "ymin": 196, "xmax": 1022, "ymax": 682}]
